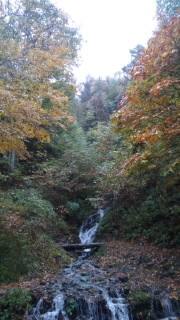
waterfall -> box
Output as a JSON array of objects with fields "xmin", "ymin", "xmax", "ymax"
[
  {"xmin": 29, "ymin": 209, "xmax": 179, "ymax": 320},
  {"xmin": 30, "ymin": 208, "xmax": 131, "ymax": 320},
  {"xmin": 153, "ymin": 297, "xmax": 180, "ymax": 320},
  {"xmin": 101, "ymin": 288, "xmax": 130, "ymax": 320},
  {"xmin": 79, "ymin": 209, "xmax": 106, "ymax": 245},
  {"xmin": 31, "ymin": 292, "xmax": 69, "ymax": 320}
]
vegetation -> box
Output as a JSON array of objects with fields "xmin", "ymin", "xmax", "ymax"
[
  {"xmin": 0, "ymin": 0, "xmax": 82, "ymax": 283},
  {"xmin": 98, "ymin": 13, "xmax": 180, "ymax": 246},
  {"xmin": 0, "ymin": 0, "xmax": 179, "ymax": 294},
  {"xmin": 156, "ymin": 0, "xmax": 180, "ymax": 18},
  {"xmin": 131, "ymin": 291, "xmax": 152, "ymax": 320},
  {"xmin": 0, "ymin": 288, "xmax": 32, "ymax": 320},
  {"xmin": 65, "ymin": 298, "xmax": 79, "ymax": 319},
  {"xmin": 0, "ymin": 0, "xmax": 80, "ymax": 162}
]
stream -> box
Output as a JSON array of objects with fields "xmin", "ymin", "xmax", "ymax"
[{"xmin": 29, "ymin": 209, "xmax": 180, "ymax": 320}]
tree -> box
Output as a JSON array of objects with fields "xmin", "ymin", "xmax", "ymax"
[
  {"xmin": 76, "ymin": 76, "xmax": 124, "ymax": 131},
  {"xmin": 112, "ymin": 15, "xmax": 179, "ymax": 179},
  {"xmin": 0, "ymin": 0, "xmax": 80, "ymax": 159},
  {"xmin": 156, "ymin": 0, "xmax": 180, "ymax": 18},
  {"xmin": 122, "ymin": 44, "xmax": 144, "ymax": 80},
  {"xmin": 105, "ymin": 15, "xmax": 180, "ymax": 245}
]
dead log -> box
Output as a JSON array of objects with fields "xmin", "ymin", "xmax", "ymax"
[{"xmin": 59, "ymin": 242, "xmax": 104, "ymax": 251}]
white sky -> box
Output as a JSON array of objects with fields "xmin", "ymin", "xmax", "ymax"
[{"xmin": 53, "ymin": 0, "xmax": 157, "ymax": 82}]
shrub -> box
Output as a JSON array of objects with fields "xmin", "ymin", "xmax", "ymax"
[
  {"xmin": 65, "ymin": 298, "xmax": 78, "ymax": 319},
  {"xmin": 0, "ymin": 225, "xmax": 29, "ymax": 283},
  {"xmin": 0, "ymin": 188, "xmax": 56, "ymax": 219},
  {"xmin": 0, "ymin": 288, "xmax": 32, "ymax": 320},
  {"xmin": 0, "ymin": 188, "xmax": 71, "ymax": 282}
]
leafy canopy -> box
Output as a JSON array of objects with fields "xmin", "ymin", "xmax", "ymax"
[
  {"xmin": 0, "ymin": 0, "xmax": 80, "ymax": 157},
  {"xmin": 112, "ymin": 15, "xmax": 180, "ymax": 178},
  {"xmin": 156, "ymin": 0, "xmax": 180, "ymax": 18}
]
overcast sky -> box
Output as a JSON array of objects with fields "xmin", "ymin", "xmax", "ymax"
[{"xmin": 53, "ymin": 0, "xmax": 157, "ymax": 82}]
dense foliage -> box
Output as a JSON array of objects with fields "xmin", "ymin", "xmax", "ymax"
[
  {"xmin": 98, "ymin": 14, "xmax": 180, "ymax": 246},
  {"xmin": 0, "ymin": 0, "xmax": 179, "ymax": 292},
  {"xmin": 75, "ymin": 74, "xmax": 128, "ymax": 131},
  {"xmin": 0, "ymin": 0, "xmax": 80, "ymax": 160},
  {"xmin": 0, "ymin": 0, "xmax": 81, "ymax": 283},
  {"xmin": 156, "ymin": 0, "xmax": 180, "ymax": 18},
  {"xmin": 0, "ymin": 288, "xmax": 31, "ymax": 319}
]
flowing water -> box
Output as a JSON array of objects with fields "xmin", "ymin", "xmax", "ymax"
[
  {"xmin": 29, "ymin": 209, "xmax": 180, "ymax": 320},
  {"xmin": 153, "ymin": 297, "xmax": 180, "ymax": 320},
  {"xmin": 79, "ymin": 209, "xmax": 106, "ymax": 245}
]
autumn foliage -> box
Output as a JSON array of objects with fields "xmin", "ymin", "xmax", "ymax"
[
  {"xmin": 112, "ymin": 16, "xmax": 180, "ymax": 178},
  {"xmin": 0, "ymin": 0, "xmax": 179, "ymax": 294},
  {"xmin": 0, "ymin": 0, "xmax": 78, "ymax": 158}
]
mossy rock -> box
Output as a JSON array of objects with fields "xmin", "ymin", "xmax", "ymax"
[
  {"xmin": 65, "ymin": 297, "xmax": 78, "ymax": 319},
  {"xmin": 130, "ymin": 291, "xmax": 152, "ymax": 320}
]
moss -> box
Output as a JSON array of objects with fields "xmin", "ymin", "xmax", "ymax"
[
  {"xmin": 94, "ymin": 246, "xmax": 107, "ymax": 257},
  {"xmin": 65, "ymin": 298, "xmax": 78, "ymax": 319},
  {"xmin": 130, "ymin": 291, "xmax": 152, "ymax": 320},
  {"xmin": 132, "ymin": 291, "xmax": 151, "ymax": 303}
]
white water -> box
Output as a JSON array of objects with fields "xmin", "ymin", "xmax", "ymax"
[
  {"xmin": 31, "ymin": 208, "xmax": 131, "ymax": 320},
  {"xmin": 160, "ymin": 318, "xmax": 177, "ymax": 320},
  {"xmin": 80, "ymin": 208, "xmax": 131, "ymax": 320},
  {"xmin": 79, "ymin": 208, "xmax": 105, "ymax": 244},
  {"xmin": 32, "ymin": 292, "xmax": 69, "ymax": 320},
  {"xmin": 30, "ymin": 208, "xmax": 179, "ymax": 320},
  {"xmin": 101, "ymin": 288, "xmax": 130, "ymax": 320},
  {"xmin": 159, "ymin": 298, "xmax": 179, "ymax": 320}
]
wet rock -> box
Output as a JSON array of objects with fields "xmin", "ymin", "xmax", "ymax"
[
  {"xmin": 62, "ymin": 282, "xmax": 69, "ymax": 288},
  {"xmin": 152, "ymin": 297, "xmax": 180, "ymax": 319},
  {"xmin": 80, "ymin": 276, "xmax": 89, "ymax": 282},
  {"xmin": 119, "ymin": 276, "xmax": 129, "ymax": 283},
  {"xmin": 92, "ymin": 264, "xmax": 100, "ymax": 268},
  {"xmin": 38, "ymin": 297, "xmax": 52, "ymax": 314},
  {"xmin": 75, "ymin": 297, "xmax": 111, "ymax": 320},
  {"xmin": 109, "ymin": 277, "xmax": 117, "ymax": 283},
  {"xmin": 160, "ymin": 270, "xmax": 175, "ymax": 278},
  {"xmin": 131, "ymin": 292, "xmax": 151, "ymax": 320},
  {"xmin": 57, "ymin": 311, "xmax": 64, "ymax": 320},
  {"xmin": 80, "ymin": 272, "xmax": 88, "ymax": 276},
  {"xmin": 122, "ymin": 287, "xmax": 130, "ymax": 295},
  {"xmin": 153, "ymin": 290, "xmax": 162, "ymax": 296},
  {"xmin": 75, "ymin": 287, "xmax": 84, "ymax": 292},
  {"xmin": 107, "ymin": 287, "xmax": 118, "ymax": 298},
  {"xmin": 146, "ymin": 260, "xmax": 155, "ymax": 267}
]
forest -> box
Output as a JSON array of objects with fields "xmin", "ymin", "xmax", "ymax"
[{"xmin": 0, "ymin": 0, "xmax": 179, "ymax": 319}]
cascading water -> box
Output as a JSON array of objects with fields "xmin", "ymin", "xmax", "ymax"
[
  {"xmin": 79, "ymin": 208, "xmax": 106, "ymax": 256},
  {"xmin": 79, "ymin": 209, "xmax": 106, "ymax": 245},
  {"xmin": 29, "ymin": 209, "xmax": 179, "ymax": 320},
  {"xmin": 32, "ymin": 293, "xmax": 69, "ymax": 320},
  {"xmin": 30, "ymin": 208, "xmax": 131, "ymax": 320},
  {"xmin": 153, "ymin": 296, "xmax": 180, "ymax": 320}
]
